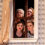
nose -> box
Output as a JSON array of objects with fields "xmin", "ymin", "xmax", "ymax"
[{"xmin": 28, "ymin": 27, "xmax": 30, "ymax": 29}]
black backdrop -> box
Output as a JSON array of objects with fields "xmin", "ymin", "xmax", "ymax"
[
  {"xmin": 13, "ymin": 0, "xmax": 34, "ymax": 38},
  {"xmin": 15, "ymin": 0, "xmax": 34, "ymax": 11}
]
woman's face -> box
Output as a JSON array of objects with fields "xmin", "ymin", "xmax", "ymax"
[
  {"xmin": 17, "ymin": 10, "xmax": 24, "ymax": 18},
  {"xmin": 27, "ymin": 22, "xmax": 34, "ymax": 32},
  {"xmin": 17, "ymin": 23, "xmax": 24, "ymax": 31},
  {"xmin": 27, "ymin": 9, "xmax": 32, "ymax": 17}
]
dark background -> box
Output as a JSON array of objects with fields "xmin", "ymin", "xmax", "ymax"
[
  {"xmin": 15, "ymin": 0, "xmax": 34, "ymax": 11},
  {"xmin": 13, "ymin": 0, "xmax": 34, "ymax": 38},
  {"xmin": 28, "ymin": 0, "xmax": 34, "ymax": 8},
  {"xmin": 15, "ymin": 0, "xmax": 25, "ymax": 11}
]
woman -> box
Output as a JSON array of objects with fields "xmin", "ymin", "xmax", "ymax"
[
  {"xmin": 14, "ymin": 21, "xmax": 25, "ymax": 38},
  {"xmin": 16, "ymin": 9, "xmax": 24, "ymax": 18},
  {"xmin": 27, "ymin": 8, "xmax": 34, "ymax": 18},
  {"xmin": 27, "ymin": 20, "xmax": 34, "ymax": 38}
]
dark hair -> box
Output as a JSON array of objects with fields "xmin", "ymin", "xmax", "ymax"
[
  {"xmin": 27, "ymin": 20, "xmax": 34, "ymax": 26},
  {"xmin": 16, "ymin": 21, "xmax": 24, "ymax": 26},
  {"xmin": 31, "ymin": 22, "xmax": 34, "ymax": 26},
  {"xmin": 15, "ymin": 21, "xmax": 25, "ymax": 32}
]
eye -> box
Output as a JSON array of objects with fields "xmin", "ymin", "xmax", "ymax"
[
  {"xmin": 20, "ymin": 25, "xmax": 22, "ymax": 26},
  {"xmin": 18, "ymin": 25, "xmax": 20, "ymax": 27},
  {"xmin": 20, "ymin": 12, "xmax": 23, "ymax": 14},
  {"xmin": 29, "ymin": 25, "xmax": 32, "ymax": 26}
]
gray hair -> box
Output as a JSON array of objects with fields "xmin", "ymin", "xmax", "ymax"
[{"xmin": 16, "ymin": 9, "xmax": 24, "ymax": 15}]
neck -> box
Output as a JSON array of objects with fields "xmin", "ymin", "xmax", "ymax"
[
  {"xmin": 16, "ymin": 30, "xmax": 22, "ymax": 37},
  {"xmin": 29, "ymin": 30, "xmax": 34, "ymax": 35},
  {"xmin": 16, "ymin": 30, "xmax": 22, "ymax": 34},
  {"xmin": 31, "ymin": 31, "xmax": 34, "ymax": 34}
]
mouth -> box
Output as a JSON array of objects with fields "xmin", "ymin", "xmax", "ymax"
[
  {"xmin": 19, "ymin": 28, "xmax": 21, "ymax": 30},
  {"xmin": 28, "ymin": 28, "xmax": 30, "ymax": 30}
]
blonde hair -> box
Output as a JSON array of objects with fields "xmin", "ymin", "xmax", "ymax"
[{"xmin": 28, "ymin": 7, "xmax": 34, "ymax": 15}]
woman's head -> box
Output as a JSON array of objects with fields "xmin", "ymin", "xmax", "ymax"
[
  {"xmin": 27, "ymin": 8, "xmax": 34, "ymax": 17},
  {"xmin": 16, "ymin": 9, "xmax": 24, "ymax": 18},
  {"xmin": 16, "ymin": 21, "xmax": 24, "ymax": 32},
  {"xmin": 27, "ymin": 20, "xmax": 34, "ymax": 33}
]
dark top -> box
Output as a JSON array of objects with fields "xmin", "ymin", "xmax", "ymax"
[{"xmin": 14, "ymin": 32, "xmax": 24, "ymax": 38}]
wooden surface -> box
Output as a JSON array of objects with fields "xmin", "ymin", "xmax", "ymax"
[{"xmin": 0, "ymin": 0, "xmax": 10, "ymax": 44}]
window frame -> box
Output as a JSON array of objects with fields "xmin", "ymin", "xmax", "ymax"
[{"xmin": 9, "ymin": 0, "xmax": 38, "ymax": 42}]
